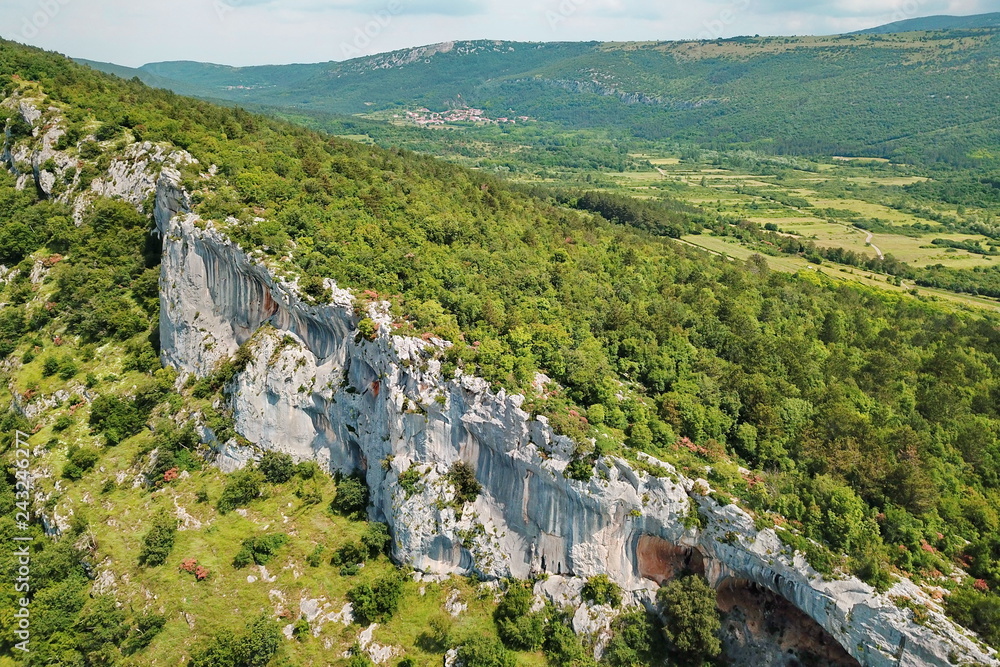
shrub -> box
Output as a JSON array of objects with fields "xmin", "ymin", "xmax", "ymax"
[
  {"xmin": 189, "ymin": 614, "xmax": 282, "ymax": 667},
  {"xmin": 332, "ymin": 541, "xmax": 366, "ymax": 575},
  {"xmin": 602, "ymin": 610, "xmax": 664, "ymax": 667},
  {"xmin": 581, "ymin": 574, "xmax": 622, "ymax": 607},
  {"xmin": 217, "ymin": 468, "xmax": 264, "ymax": 513},
  {"xmin": 306, "ymin": 545, "xmax": 325, "ymax": 568},
  {"xmin": 447, "ymin": 460, "xmax": 481, "ymax": 506},
  {"xmin": 138, "ymin": 514, "xmax": 177, "ymax": 567},
  {"xmin": 331, "ymin": 474, "xmax": 369, "ymax": 518},
  {"xmin": 494, "ymin": 581, "xmax": 545, "ymax": 651},
  {"xmin": 42, "ymin": 356, "xmax": 61, "ymax": 377},
  {"xmin": 398, "ymin": 465, "xmax": 425, "ymax": 498},
  {"xmin": 295, "ymin": 460, "xmax": 320, "ymax": 479},
  {"xmin": 233, "ymin": 533, "xmax": 289, "ymax": 568},
  {"xmin": 362, "ymin": 522, "xmax": 392, "ymax": 557},
  {"xmin": 292, "ymin": 617, "xmax": 310, "ymax": 641},
  {"xmin": 657, "ymin": 574, "xmax": 721, "ymax": 665},
  {"xmin": 946, "ymin": 586, "xmax": 1000, "ymax": 649},
  {"xmin": 455, "ymin": 635, "xmax": 516, "ymax": 667},
  {"xmin": 257, "ymin": 451, "xmax": 294, "ymax": 484},
  {"xmin": 357, "ymin": 317, "xmax": 378, "ymax": 341},
  {"xmin": 62, "ymin": 444, "xmax": 99, "ymax": 480},
  {"xmin": 89, "ymin": 395, "xmax": 147, "ymax": 445},
  {"xmin": 53, "ymin": 414, "xmax": 73, "ymax": 432},
  {"xmin": 347, "ymin": 571, "xmax": 405, "ymax": 624}
]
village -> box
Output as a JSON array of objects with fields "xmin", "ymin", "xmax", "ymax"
[{"xmin": 399, "ymin": 106, "xmax": 532, "ymax": 126}]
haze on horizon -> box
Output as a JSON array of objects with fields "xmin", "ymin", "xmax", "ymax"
[{"xmin": 1, "ymin": 0, "xmax": 994, "ymax": 68}]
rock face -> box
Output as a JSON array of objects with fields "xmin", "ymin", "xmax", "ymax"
[{"xmin": 3, "ymin": 92, "xmax": 997, "ymax": 667}]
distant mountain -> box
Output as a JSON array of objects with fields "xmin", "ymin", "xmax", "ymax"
[
  {"xmin": 852, "ymin": 11, "xmax": 1000, "ymax": 34},
  {"xmin": 77, "ymin": 30, "xmax": 1000, "ymax": 162},
  {"xmin": 73, "ymin": 58, "xmax": 213, "ymax": 97}
]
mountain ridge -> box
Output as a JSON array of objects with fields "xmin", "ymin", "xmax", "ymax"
[{"xmin": 852, "ymin": 11, "xmax": 1000, "ymax": 35}]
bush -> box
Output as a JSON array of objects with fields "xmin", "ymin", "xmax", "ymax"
[
  {"xmin": 53, "ymin": 414, "xmax": 73, "ymax": 432},
  {"xmin": 331, "ymin": 474, "xmax": 369, "ymax": 518},
  {"xmin": 494, "ymin": 581, "xmax": 545, "ymax": 651},
  {"xmin": 89, "ymin": 395, "xmax": 147, "ymax": 445},
  {"xmin": 257, "ymin": 451, "xmax": 294, "ymax": 484},
  {"xmin": 602, "ymin": 610, "xmax": 663, "ymax": 667},
  {"xmin": 946, "ymin": 587, "xmax": 1000, "ymax": 649},
  {"xmin": 138, "ymin": 514, "xmax": 177, "ymax": 567},
  {"xmin": 455, "ymin": 635, "xmax": 516, "ymax": 667},
  {"xmin": 306, "ymin": 545, "xmax": 325, "ymax": 568},
  {"xmin": 62, "ymin": 444, "xmax": 99, "ymax": 480},
  {"xmin": 347, "ymin": 571, "xmax": 405, "ymax": 624},
  {"xmin": 657, "ymin": 574, "xmax": 721, "ymax": 665},
  {"xmin": 398, "ymin": 465, "xmax": 425, "ymax": 498},
  {"xmin": 217, "ymin": 468, "xmax": 264, "ymax": 513},
  {"xmin": 447, "ymin": 460, "xmax": 481, "ymax": 506},
  {"xmin": 233, "ymin": 533, "xmax": 289, "ymax": 568},
  {"xmin": 581, "ymin": 574, "xmax": 621, "ymax": 607},
  {"xmin": 362, "ymin": 522, "xmax": 392, "ymax": 557},
  {"xmin": 332, "ymin": 541, "xmax": 366, "ymax": 575},
  {"xmin": 189, "ymin": 614, "xmax": 282, "ymax": 667}
]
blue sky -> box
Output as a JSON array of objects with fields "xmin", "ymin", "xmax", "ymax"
[{"xmin": 2, "ymin": 0, "xmax": 994, "ymax": 67}]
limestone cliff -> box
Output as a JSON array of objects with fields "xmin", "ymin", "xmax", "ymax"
[{"xmin": 4, "ymin": 94, "xmax": 997, "ymax": 667}]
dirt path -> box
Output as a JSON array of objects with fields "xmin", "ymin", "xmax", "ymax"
[{"xmin": 865, "ymin": 231, "xmax": 884, "ymax": 260}]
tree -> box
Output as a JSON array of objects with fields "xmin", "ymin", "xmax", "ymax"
[
  {"xmin": 347, "ymin": 571, "xmax": 405, "ymax": 624},
  {"xmin": 581, "ymin": 574, "xmax": 622, "ymax": 607},
  {"xmin": 447, "ymin": 460, "xmax": 482, "ymax": 506},
  {"xmin": 217, "ymin": 468, "xmax": 264, "ymax": 514},
  {"xmin": 455, "ymin": 635, "xmax": 516, "ymax": 667},
  {"xmin": 138, "ymin": 513, "xmax": 177, "ymax": 567},
  {"xmin": 257, "ymin": 451, "xmax": 294, "ymax": 484},
  {"xmin": 657, "ymin": 575, "xmax": 721, "ymax": 666},
  {"xmin": 494, "ymin": 581, "xmax": 545, "ymax": 650},
  {"xmin": 331, "ymin": 474, "xmax": 369, "ymax": 518}
]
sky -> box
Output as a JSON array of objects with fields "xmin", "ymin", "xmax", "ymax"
[{"xmin": 2, "ymin": 0, "xmax": 995, "ymax": 67}]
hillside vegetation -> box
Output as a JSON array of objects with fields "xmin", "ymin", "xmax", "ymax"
[
  {"xmin": 84, "ymin": 29, "xmax": 1000, "ymax": 164},
  {"xmin": 2, "ymin": 37, "xmax": 1000, "ymax": 663}
]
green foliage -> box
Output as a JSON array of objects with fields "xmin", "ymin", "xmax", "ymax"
[
  {"xmin": 494, "ymin": 581, "xmax": 546, "ymax": 650},
  {"xmin": 233, "ymin": 533, "xmax": 289, "ymax": 568},
  {"xmin": 398, "ymin": 465, "xmax": 425, "ymax": 498},
  {"xmin": 357, "ymin": 316, "xmax": 379, "ymax": 341},
  {"xmin": 89, "ymin": 394, "xmax": 150, "ymax": 445},
  {"xmin": 305, "ymin": 545, "xmax": 326, "ymax": 567},
  {"xmin": 946, "ymin": 586, "xmax": 1000, "ymax": 649},
  {"xmin": 657, "ymin": 575, "xmax": 722, "ymax": 666},
  {"xmin": 361, "ymin": 522, "xmax": 392, "ymax": 557},
  {"xmin": 189, "ymin": 614, "xmax": 283, "ymax": 667},
  {"xmin": 455, "ymin": 635, "xmax": 517, "ymax": 667},
  {"xmin": 138, "ymin": 513, "xmax": 177, "ymax": 567},
  {"xmin": 581, "ymin": 574, "xmax": 622, "ymax": 608},
  {"xmin": 346, "ymin": 571, "xmax": 405, "ymax": 624},
  {"xmin": 447, "ymin": 460, "xmax": 482, "ymax": 506},
  {"xmin": 62, "ymin": 444, "xmax": 99, "ymax": 480},
  {"xmin": 331, "ymin": 474, "xmax": 369, "ymax": 518},
  {"xmin": 601, "ymin": 610, "xmax": 665, "ymax": 667},
  {"xmin": 257, "ymin": 451, "xmax": 294, "ymax": 484},
  {"xmin": 217, "ymin": 468, "xmax": 264, "ymax": 514}
]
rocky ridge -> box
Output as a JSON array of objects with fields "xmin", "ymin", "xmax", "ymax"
[{"xmin": 3, "ymin": 93, "xmax": 997, "ymax": 667}]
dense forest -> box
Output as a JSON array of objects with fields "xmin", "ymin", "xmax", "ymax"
[{"xmin": 3, "ymin": 36, "xmax": 1000, "ymax": 662}]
